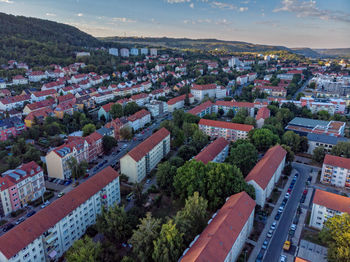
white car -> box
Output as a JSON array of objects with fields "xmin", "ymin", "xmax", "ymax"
[
  {"xmin": 280, "ymin": 255, "xmax": 287, "ymax": 262},
  {"xmin": 285, "ymin": 193, "xmax": 290, "ymax": 199},
  {"xmin": 278, "ymin": 206, "xmax": 284, "ymax": 212},
  {"xmin": 270, "ymin": 221, "xmax": 277, "ymax": 230}
]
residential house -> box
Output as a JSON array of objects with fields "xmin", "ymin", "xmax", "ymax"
[
  {"xmin": 320, "ymin": 154, "xmax": 350, "ymax": 189},
  {"xmin": 98, "ymin": 102, "xmax": 115, "ymax": 121},
  {"xmin": 12, "ymin": 75, "xmax": 28, "ymax": 85},
  {"xmin": 127, "ymin": 109, "xmax": 151, "ymax": 131},
  {"xmin": 0, "ymin": 117, "xmax": 25, "ymax": 141},
  {"xmin": 167, "ymin": 94, "xmax": 194, "ymax": 112},
  {"xmin": 214, "ymin": 101, "xmax": 255, "ymax": 117},
  {"xmin": 256, "ymin": 107, "xmax": 270, "ymax": 128},
  {"xmin": 23, "ymin": 99, "xmax": 55, "ymax": 115},
  {"xmin": 188, "ymin": 101, "xmax": 214, "ymax": 117},
  {"xmin": 194, "ymin": 137, "xmax": 229, "ymax": 164},
  {"xmin": 306, "ymin": 133, "xmax": 348, "ymax": 154},
  {"xmin": 190, "ymin": 84, "xmax": 226, "ymax": 101}
]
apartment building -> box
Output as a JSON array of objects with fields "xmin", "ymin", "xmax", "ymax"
[
  {"xmin": 214, "ymin": 101, "xmax": 255, "ymax": 117},
  {"xmin": 145, "ymin": 100, "xmax": 168, "ymax": 117},
  {"xmin": 0, "ymin": 166, "xmax": 121, "ymax": 262},
  {"xmin": 150, "ymin": 48, "xmax": 157, "ymax": 56},
  {"xmin": 254, "ymin": 85, "xmax": 287, "ymax": 97},
  {"xmin": 0, "ymin": 162, "xmax": 45, "ymax": 217},
  {"xmin": 188, "ymin": 100, "xmax": 214, "ymax": 117},
  {"xmin": 194, "ymin": 137, "xmax": 229, "ymax": 164},
  {"xmin": 120, "ymin": 128, "xmax": 170, "ymax": 183},
  {"xmin": 310, "ymin": 189, "xmax": 350, "ymax": 230},
  {"xmin": 321, "ymin": 154, "xmax": 350, "ymax": 189},
  {"xmin": 190, "ymin": 84, "xmax": 226, "ymax": 101},
  {"xmin": 181, "ymin": 192, "xmax": 255, "ymax": 262},
  {"xmin": 0, "ymin": 117, "xmax": 26, "ymax": 141},
  {"xmin": 120, "ymin": 48, "xmax": 129, "ymax": 57},
  {"xmin": 306, "ymin": 133, "xmax": 348, "ymax": 154},
  {"xmin": 127, "ymin": 109, "xmax": 151, "ymax": 131},
  {"xmin": 256, "ymin": 107, "xmax": 270, "ymax": 128},
  {"xmin": 198, "ymin": 119, "xmax": 253, "ymax": 142},
  {"xmin": 245, "ymin": 145, "xmax": 286, "ymax": 207},
  {"xmin": 167, "ymin": 94, "xmax": 194, "ymax": 112}
]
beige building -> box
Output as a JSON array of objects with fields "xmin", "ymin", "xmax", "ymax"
[{"xmin": 120, "ymin": 128, "xmax": 170, "ymax": 183}]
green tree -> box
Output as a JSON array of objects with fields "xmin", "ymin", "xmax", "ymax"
[
  {"xmin": 281, "ymin": 145, "xmax": 295, "ymax": 163},
  {"xmin": 182, "ymin": 122, "xmax": 197, "ymax": 139},
  {"xmin": 172, "ymin": 128, "xmax": 185, "ymax": 148},
  {"xmin": 66, "ymin": 236, "xmax": 101, "ymax": 262},
  {"xmin": 67, "ymin": 158, "xmax": 87, "ymax": 181},
  {"xmin": 177, "ymin": 145, "xmax": 197, "ymax": 161},
  {"xmin": 169, "ymin": 156, "xmax": 184, "ymax": 168},
  {"xmin": 175, "ymin": 192, "xmax": 208, "ymax": 244},
  {"xmin": 331, "ymin": 142, "xmax": 350, "ymax": 158},
  {"xmin": 312, "ymin": 146, "xmax": 325, "ymax": 163},
  {"xmin": 110, "ymin": 103, "xmax": 123, "ymax": 119},
  {"xmin": 173, "ymin": 109, "xmax": 185, "ymax": 128},
  {"xmin": 232, "ymin": 108, "xmax": 248, "ymax": 124},
  {"xmin": 228, "ymin": 142, "xmax": 258, "ymax": 176},
  {"xmin": 156, "ymin": 161, "xmax": 177, "ymax": 190},
  {"xmin": 298, "ymin": 136, "xmax": 309, "ymax": 153},
  {"xmin": 250, "ymin": 128, "xmax": 280, "ymax": 152},
  {"xmin": 282, "ymin": 131, "xmax": 300, "ymax": 152},
  {"xmin": 189, "ymin": 129, "xmax": 209, "ymax": 151},
  {"xmin": 120, "ymin": 126, "xmax": 133, "ymax": 140},
  {"xmin": 317, "ymin": 110, "xmax": 330, "ymax": 121},
  {"xmin": 129, "ymin": 213, "xmax": 161, "ymax": 262},
  {"xmin": 82, "ymin": 123, "xmax": 96, "ymax": 136},
  {"xmin": 96, "ymin": 205, "xmax": 132, "ymax": 244},
  {"xmin": 227, "ymin": 109, "xmax": 234, "ymax": 118},
  {"xmin": 319, "ymin": 213, "xmax": 350, "ymax": 262},
  {"xmin": 102, "ymin": 135, "xmax": 117, "ymax": 154},
  {"xmin": 152, "ymin": 220, "xmax": 183, "ymax": 262},
  {"xmin": 124, "ymin": 102, "xmax": 140, "ymax": 116},
  {"xmin": 244, "ymin": 116, "xmax": 256, "ymax": 127}
]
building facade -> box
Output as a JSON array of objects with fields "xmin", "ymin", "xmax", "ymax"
[
  {"xmin": 194, "ymin": 137, "xmax": 229, "ymax": 164},
  {"xmin": 120, "ymin": 128, "xmax": 170, "ymax": 183},
  {"xmin": 321, "ymin": 154, "xmax": 350, "ymax": 189},
  {"xmin": 0, "ymin": 167, "xmax": 121, "ymax": 262}
]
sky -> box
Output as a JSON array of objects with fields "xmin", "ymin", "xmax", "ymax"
[{"xmin": 0, "ymin": 0, "xmax": 349, "ymax": 49}]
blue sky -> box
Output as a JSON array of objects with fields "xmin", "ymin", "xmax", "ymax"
[{"xmin": 0, "ymin": 0, "xmax": 349, "ymax": 48}]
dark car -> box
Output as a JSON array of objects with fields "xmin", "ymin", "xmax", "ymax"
[
  {"xmin": 275, "ymin": 211, "xmax": 282, "ymax": 220},
  {"xmin": 2, "ymin": 223, "xmax": 14, "ymax": 232},
  {"xmin": 26, "ymin": 210, "xmax": 36, "ymax": 217},
  {"xmin": 256, "ymin": 251, "xmax": 264, "ymax": 262}
]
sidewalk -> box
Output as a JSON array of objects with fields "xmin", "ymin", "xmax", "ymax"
[{"xmin": 248, "ymin": 170, "xmax": 298, "ymax": 262}]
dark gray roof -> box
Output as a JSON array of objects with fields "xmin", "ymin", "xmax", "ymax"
[
  {"xmin": 288, "ymin": 117, "xmax": 329, "ymax": 128},
  {"xmin": 307, "ymin": 133, "xmax": 349, "ymax": 145}
]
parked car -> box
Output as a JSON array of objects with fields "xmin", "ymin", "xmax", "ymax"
[
  {"xmin": 262, "ymin": 240, "xmax": 269, "ymax": 249},
  {"xmin": 287, "ymin": 188, "xmax": 292, "ymax": 193},
  {"xmin": 267, "ymin": 229, "xmax": 273, "ymax": 238},
  {"xmin": 283, "ymin": 240, "xmax": 291, "ymax": 251},
  {"xmin": 278, "ymin": 206, "xmax": 284, "ymax": 212},
  {"xmin": 59, "ymin": 180, "xmax": 65, "ymax": 185},
  {"xmin": 256, "ymin": 250, "xmax": 264, "ymax": 262},
  {"xmin": 2, "ymin": 223, "xmax": 14, "ymax": 232},
  {"xmin": 303, "ymin": 189, "xmax": 308, "ymax": 195},
  {"xmin": 58, "ymin": 192, "xmax": 65, "ymax": 198},
  {"xmin": 270, "ymin": 221, "xmax": 277, "ymax": 230},
  {"xmin": 15, "ymin": 217, "xmax": 25, "ymax": 225},
  {"xmin": 146, "ymin": 179, "xmax": 151, "ymax": 184},
  {"xmin": 275, "ymin": 211, "xmax": 282, "ymax": 220},
  {"xmin": 294, "ymin": 173, "xmax": 299, "ymax": 178},
  {"xmin": 280, "ymin": 255, "xmax": 287, "ymax": 262},
  {"xmin": 290, "ymin": 224, "xmax": 296, "ymax": 231},
  {"xmin": 26, "ymin": 210, "xmax": 36, "ymax": 217},
  {"xmin": 41, "ymin": 201, "xmax": 50, "ymax": 209}
]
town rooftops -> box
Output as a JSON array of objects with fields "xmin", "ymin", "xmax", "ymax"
[
  {"xmin": 180, "ymin": 192, "xmax": 255, "ymax": 262},
  {"xmin": 167, "ymin": 94, "xmax": 193, "ymax": 105},
  {"xmin": 188, "ymin": 101, "xmax": 214, "ymax": 115},
  {"xmin": 245, "ymin": 145, "xmax": 287, "ymax": 189},
  {"xmin": 194, "ymin": 137, "xmax": 229, "ymax": 164},
  {"xmin": 128, "ymin": 109, "xmax": 150, "ymax": 122},
  {"xmin": 0, "ymin": 166, "xmax": 120, "ymax": 260},
  {"xmin": 313, "ymin": 189, "xmax": 350, "ymax": 214},
  {"xmin": 323, "ymin": 154, "xmax": 350, "ymax": 170},
  {"xmin": 191, "ymin": 84, "xmax": 217, "ymax": 90},
  {"xmin": 288, "ymin": 117, "xmax": 330, "ymax": 129},
  {"xmin": 256, "ymin": 107, "xmax": 270, "ymax": 120},
  {"xmin": 199, "ymin": 119, "xmax": 254, "ymax": 132},
  {"xmin": 126, "ymin": 127, "xmax": 170, "ymax": 162},
  {"xmin": 306, "ymin": 133, "xmax": 348, "ymax": 145},
  {"xmin": 215, "ymin": 100, "xmax": 254, "ymax": 108}
]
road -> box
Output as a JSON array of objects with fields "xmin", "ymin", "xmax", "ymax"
[
  {"xmin": 293, "ymin": 77, "xmax": 311, "ymax": 99},
  {"xmin": 262, "ymin": 163, "xmax": 311, "ymax": 262}
]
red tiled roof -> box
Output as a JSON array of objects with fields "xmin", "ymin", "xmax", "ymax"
[
  {"xmin": 33, "ymin": 89, "xmax": 56, "ymax": 97},
  {"xmin": 245, "ymin": 145, "xmax": 286, "ymax": 189},
  {"xmin": 256, "ymin": 107, "xmax": 270, "ymax": 120},
  {"xmin": 215, "ymin": 100, "xmax": 254, "ymax": 108},
  {"xmin": 25, "ymin": 108, "xmax": 53, "ymax": 121},
  {"xmin": 199, "ymin": 119, "xmax": 254, "ymax": 132},
  {"xmin": 57, "ymin": 93, "xmax": 75, "ymax": 103},
  {"xmin": 188, "ymin": 101, "xmax": 213, "ymax": 115},
  {"xmin": 85, "ymin": 131, "xmax": 103, "ymax": 144},
  {"xmin": 26, "ymin": 99, "xmax": 55, "ymax": 111},
  {"xmin": 0, "ymin": 166, "xmax": 120, "ymax": 259},
  {"xmin": 313, "ymin": 189, "xmax": 350, "ymax": 214},
  {"xmin": 194, "ymin": 137, "xmax": 229, "ymax": 164},
  {"xmin": 131, "ymin": 93, "xmax": 148, "ymax": 100},
  {"xmin": 191, "ymin": 84, "xmax": 217, "ymax": 90},
  {"xmin": 128, "ymin": 109, "xmax": 150, "ymax": 122},
  {"xmin": 167, "ymin": 94, "xmax": 193, "ymax": 105},
  {"xmin": 324, "ymin": 154, "xmax": 350, "ymax": 170},
  {"xmin": 127, "ymin": 128, "xmax": 170, "ymax": 162},
  {"xmin": 181, "ymin": 192, "xmax": 255, "ymax": 262},
  {"xmin": 101, "ymin": 102, "xmax": 114, "ymax": 113}
]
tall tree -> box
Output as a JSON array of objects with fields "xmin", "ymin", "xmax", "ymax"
[
  {"xmin": 152, "ymin": 220, "xmax": 183, "ymax": 262},
  {"xmin": 102, "ymin": 135, "xmax": 117, "ymax": 154},
  {"xmin": 175, "ymin": 192, "xmax": 208, "ymax": 244},
  {"xmin": 331, "ymin": 142, "xmax": 350, "ymax": 158},
  {"xmin": 129, "ymin": 213, "xmax": 161, "ymax": 262},
  {"xmin": 250, "ymin": 128, "xmax": 280, "ymax": 152},
  {"xmin": 319, "ymin": 214, "xmax": 350, "ymax": 262},
  {"xmin": 119, "ymin": 126, "xmax": 133, "ymax": 140},
  {"xmin": 110, "ymin": 103, "xmax": 123, "ymax": 119},
  {"xmin": 312, "ymin": 146, "xmax": 325, "ymax": 163},
  {"xmin": 82, "ymin": 123, "xmax": 96, "ymax": 137},
  {"xmin": 66, "ymin": 236, "xmax": 101, "ymax": 262},
  {"xmin": 156, "ymin": 161, "xmax": 177, "ymax": 191},
  {"xmin": 228, "ymin": 142, "xmax": 258, "ymax": 176},
  {"xmin": 282, "ymin": 131, "xmax": 300, "ymax": 152}
]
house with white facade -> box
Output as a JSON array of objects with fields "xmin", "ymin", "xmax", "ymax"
[
  {"xmin": 320, "ymin": 154, "xmax": 350, "ymax": 189},
  {"xmin": 127, "ymin": 109, "xmax": 151, "ymax": 131},
  {"xmin": 190, "ymin": 84, "xmax": 226, "ymax": 101},
  {"xmin": 194, "ymin": 137, "xmax": 229, "ymax": 164},
  {"xmin": 167, "ymin": 94, "xmax": 194, "ymax": 112}
]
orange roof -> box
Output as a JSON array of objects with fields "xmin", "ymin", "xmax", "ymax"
[
  {"xmin": 295, "ymin": 258, "xmax": 311, "ymax": 262},
  {"xmin": 0, "ymin": 166, "xmax": 120, "ymax": 259},
  {"xmin": 101, "ymin": 102, "xmax": 114, "ymax": 113},
  {"xmin": 194, "ymin": 137, "xmax": 229, "ymax": 164},
  {"xmin": 245, "ymin": 145, "xmax": 287, "ymax": 189},
  {"xmin": 256, "ymin": 107, "xmax": 270, "ymax": 120},
  {"xmin": 85, "ymin": 131, "xmax": 103, "ymax": 144},
  {"xmin": 128, "ymin": 109, "xmax": 150, "ymax": 122},
  {"xmin": 313, "ymin": 189, "xmax": 350, "ymax": 214},
  {"xmin": 167, "ymin": 94, "xmax": 193, "ymax": 105},
  {"xmin": 199, "ymin": 119, "xmax": 254, "ymax": 132},
  {"xmin": 188, "ymin": 101, "xmax": 214, "ymax": 115},
  {"xmin": 127, "ymin": 128, "xmax": 170, "ymax": 162},
  {"xmin": 324, "ymin": 154, "xmax": 350, "ymax": 170},
  {"xmin": 215, "ymin": 100, "xmax": 254, "ymax": 108},
  {"xmin": 191, "ymin": 84, "xmax": 217, "ymax": 90},
  {"xmin": 181, "ymin": 192, "xmax": 255, "ymax": 262}
]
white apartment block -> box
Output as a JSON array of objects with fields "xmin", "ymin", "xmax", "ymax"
[
  {"xmin": 127, "ymin": 109, "xmax": 151, "ymax": 131},
  {"xmin": 130, "ymin": 48, "xmax": 139, "ymax": 56},
  {"xmin": 167, "ymin": 94, "xmax": 194, "ymax": 113},
  {"xmin": 0, "ymin": 166, "xmax": 121, "ymax": 262},
  {"xmin": 194, "ymin": 137, "xmax": 229, "ymax": 164},
  {"xmin": 120, "ymin": 128, "xmax": 170, "ymax": 183},
  {"xmin": 190, "ymin": 84, "xmax": 226, "ymax": 101},
  {"xmin": 150, "ymin": 48, "xmax": 157, "ymax": 56},
  {"xmin": 108, "ymin": 48, "xmax": 118, "ymax": 56},
  {"xmin": 181, "ymin": 192, "xmax": 255, "ymax": 262},
  {"xmin": 245, "ymin": 145, "xmax": 286, "ymax": 207},
  {"xmin": 145, "ymin": 100, "xmax": 168, "ymax": 117},
  {"xmin": 321, "ymin": 154, "xmax": 350, "ymax": 189},
  {"xmin": 140, "ymin": 48, "xmax": 148, "ymax": 55},
  {"xmin": 310, "ymin": 189, "xmax": 350, "ymax": 230},
  {"xmin": 120, "ymin": 48, "xmax": 129, "ymax": 57}
]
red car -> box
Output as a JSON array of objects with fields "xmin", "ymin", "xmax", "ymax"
[
  {"xmin": 287, "ymin": 188, "xmax": 292, "ymax": 193},
  {"xmin": 303, "ymin": 189, "xmax": 308, "ymax": 195}
]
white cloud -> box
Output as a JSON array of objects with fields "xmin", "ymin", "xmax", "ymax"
[
  {"xmin": 167, "ymin": 0, "xmax": 190, "ymax": 3},
  {"xmin": 112, "ymin": 17, "xmax": 137, "ymax": 23},
  {"xmin": 0, "ymin": 0, "xmax": 14, "ymax": 3},
  {"xmin": 274, "ymin": 0, "xmax": 350, "ymax": 23},
  {"xmin": 210, "ymin": 1, "xmax": 237, "ymax": 10},
  {"xmin": 45, "ymin": 13, "xmax": 56, "ymax": 17},
  {"xmin": 77, "ymin": 13, "xmax": 83, "ymax": 17},
  {"xmin": 239, "ymin": 7, "xmax": 248, "ymax": 12},
  {"xmin": 189, "ymin": 2, "xmax": 194, "ymax": 8}
]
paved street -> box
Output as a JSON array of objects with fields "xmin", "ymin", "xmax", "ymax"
[{"xmin": 262, "ymin": 163, "xmax": 312, "ymax": 262}]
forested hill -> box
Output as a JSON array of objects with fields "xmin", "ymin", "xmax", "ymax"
[{"xmin": 0, "ymin": 12, "xmax": 100, "ymax": 47}]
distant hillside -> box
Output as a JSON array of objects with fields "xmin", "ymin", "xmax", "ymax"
[
  {"xmin": 0, "ymin": 12, "xmax": 100, "ymax": 47},
  {"xmin": 290, "ymin": 48, "xmax": 322, "ymax": 58},
  {"xmin": 100, "ymin": 36, "xmax": 289, "ymax": 53},
  {"xmin": 314, "ymin": 48, "xmax": 350, "ymax": 58}
]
